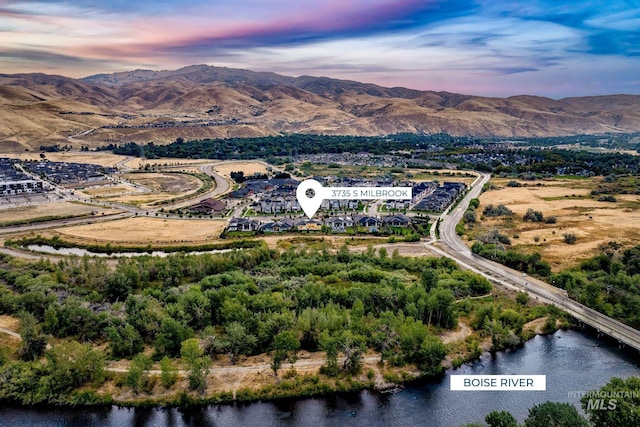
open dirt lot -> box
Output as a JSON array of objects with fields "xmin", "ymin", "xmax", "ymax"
[
  {"xmin": 56, "ymin": 217, "xmax": 227, "ymax": 244},
  {"xmin": 213, "ymin": 160, "xmax": 271, "ymax": 178},
  {"xmin": 123, "ymin": 172, "xmax": 201, "ymax": 194},
  {"xmin": 4, "ymin": 152, "xmax": 128, "ymax": 167},
  {"xmin": 0, "ymin": 201, "xmax": 120, "ymax": 224},
  {"xmin": 477, "ymin": 178, "xmax": 640, "ymax": 270},
  {"xmin": 82, "ymin": 172, "xmax": 204, "ymax": 206},
  {"xmin": 79, "ymin": 185, "xmax": 137, "ymax": 197}
]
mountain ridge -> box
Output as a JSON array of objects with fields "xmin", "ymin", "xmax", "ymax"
[{"xmin": 0, "ymin": 64, "xmax": 638, "ymax": 152}]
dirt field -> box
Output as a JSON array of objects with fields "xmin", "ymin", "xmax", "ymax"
[
  {"xmin": 477, "ymin": 177, "xmax": 640, "ymax": 270},
  {"xmin": 3, "ymin": 152, "xmax": 128, "ymax": 167},
  {"xmin": 56, "ymin": 217, "xmax": 228, "ymax": 244},
  {"xmin": 0, "ymin": 201, "xmax": 120, "ymax": 223},
  {"xmin": 82, "ymin": 173, "xmax": 204, "ymax": 207},
  {"xmin": 213, "ymin": 160, "xmax": 271, "ymax": 178},
  {"xmin": 79, "ymin": 185, "xmax": 138, "ymax": 197},
  {"xmin": 123, "ymin": 172, "xmax": 201, "ymax": 194}
]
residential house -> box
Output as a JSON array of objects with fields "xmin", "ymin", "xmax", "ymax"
[
  {"xmin": 228, "ymin": 218, "xmax": 260, "ymax": 232},
  {"xmin": 294, "ymin": 218, "xmax": 323, "ymax": 231},
  {"xmin": 325, "ymin": 216, "xmax": 354, "ymax": 232},
  {"xmin": 353, "ymin": 215, "xmax": 382, "ymax": 233},
  {"xmin": 189, "ymin": 198, "xmax": 226, "ymax": 214},
  {"xmin": 259, "ymin": 218, "xmax": 294, "ymax": 233},
  {"xmin": 383, "ymin": 214, "xmax": 412, "ymax": 227}
]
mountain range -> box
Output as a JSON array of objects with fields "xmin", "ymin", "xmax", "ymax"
[{"xmin": 1, "ymin": 64, "xmax": 639, "ymax": 152}]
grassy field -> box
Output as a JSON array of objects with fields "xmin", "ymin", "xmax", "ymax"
[
  {"xmin": 0, "ymin": 201, "xmax": 120, "ymax": 225},
  {"xmin": 473, "ymin": 176, "xmax": 640, "ymax": 270},
  {"xmin": 55, "ymin": 217, "xmax": 228, "ymax": 245}
]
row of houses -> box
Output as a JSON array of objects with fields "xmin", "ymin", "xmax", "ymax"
[
  {"xmin": 22, "ymin": 160, "xmax": 113, "ymax": 186},
  {"xmin": 413, "ymin": 182, "xmax": 466, "ymax": 212},
  {"xmin": 252, "ymin": 197, "xmax": 301, "ymax": 214},
  {"xmin": 0, "ymin": 158, "xmax": 48, "ymax": 196},
  {"xmin": 229, "ymin": 178, "xmax": 299, "ymax": 198},
  {"xmin": 227, "ymin": 214, "xmax": 413, "ymax": 234},
  {"xmin": 410, "ymin": 181, "xmax": 437, "ymax": 203}
]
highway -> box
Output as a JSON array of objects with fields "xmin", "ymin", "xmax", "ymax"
[{"xmin": 432, "ymin": 172, "xmax": 640, "ymax": 352}]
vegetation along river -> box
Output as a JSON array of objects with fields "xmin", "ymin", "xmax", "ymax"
[{"xmin": 1, "ymin": 328, "xmax": 639, "ymax": 426}]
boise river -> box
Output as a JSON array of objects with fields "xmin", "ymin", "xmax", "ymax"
[{"xmin": 1, "ymin": 329, "xmax": 639, "ymax": 427}]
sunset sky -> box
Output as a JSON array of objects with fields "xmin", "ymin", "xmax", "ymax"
[{"xmin": 1, "ymin": 0, "xmax": 638, "ymax": 97}]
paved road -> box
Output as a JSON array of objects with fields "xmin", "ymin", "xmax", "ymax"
[{"xmin": 434, "ymin": 172, "xmax": 640, "ymax": 351}]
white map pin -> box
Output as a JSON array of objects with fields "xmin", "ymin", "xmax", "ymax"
[{"xmin": 296, "ymin": 179, "xmax": 324, "ymax": 218}]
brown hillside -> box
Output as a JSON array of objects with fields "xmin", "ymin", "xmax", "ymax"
[{"xmin": 0, "ymin": 65, "xmax": 639, "ymax": 152}]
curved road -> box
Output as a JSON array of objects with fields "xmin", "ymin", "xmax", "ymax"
[{"xmin": 433, "ymin": 172, "xmax": 640, "ymax": 351}]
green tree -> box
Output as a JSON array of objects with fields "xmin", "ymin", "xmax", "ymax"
[
  {"xmin": 160, "ymin": 356, "xmax": 178, "ymax": 389},
  {"xmin": 45, "ymin": 341, "xmax": 105, "ymax": 394},
  {"xmin": 271, "ymin": 330, "xmax": 300, "ymax": 376},
  {"xmin": 126, "ymin": 353, "xmax": 152, "ymax": 394},
  {"xmin": 516, "ymin": 292, "xmax": 530, "ymax": 306},
  {"xmin": 416, "ymin": 335, "xmax": 446, "ymax": 376},
  {"xmin": 525, "ymin": 401, "xmax": 589, "ymax": 427},
  {"xmin": 216, "ymin": 322, "xmax": 257, "ymax": 365},
  {"xmin": 485, "ymin": 410, "xmax": 518, "ymax": 427},
  {"xmin": 319, "ymin": 331, "xmax": 341, "ymax": 376},
  {"xmin": 464, "ymin": 210, "xmax": 476, "ymax": 224},
  {"xmin": 154, "ymin": 317, "xmax": 190, "ymax": 357},
  {"xmin": 582, "ymin": 377, "xmax": 640, "ymax": 427},
  {"xmin": 18, "ymin": 311, "xmax": 47, "ymax": 361},
  {"xmin": 181, "ymin": 338, "xmax": 211, "ymax": 392},
  {"xmin": 107, "ymin": 323, "xmax": 143, "ymax": 358},
  {"xmin": 421, "ymin": 269, "xmax": 439, "ymax": 292}
]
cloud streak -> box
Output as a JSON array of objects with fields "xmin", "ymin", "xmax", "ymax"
[{"xmin": 0, "ymin": 0, "xmax": 638, "ymax": 97}]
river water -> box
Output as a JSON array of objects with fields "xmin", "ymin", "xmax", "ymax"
[{"xmin": 1, "ymin": 329, "xmax": 639, "ymax": 426}]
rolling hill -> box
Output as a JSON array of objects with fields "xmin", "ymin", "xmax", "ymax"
[{"xmin": 1, "ymin": 64, "xmax": 639, "ymax": 152}]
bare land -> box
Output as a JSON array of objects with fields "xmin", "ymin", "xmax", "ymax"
[
  {"xmin": 3, "ymin": 152, "xmax": 129, "ymax": 167},
  {"xmin": 476, "ymin": 177, "xmax": 640, "ymax": 270},
  {"xmin": 123, "ymin": 172, "xmax": 201, "ymax": 194},
  {"xmin": 55, "ymin": 217, "xmax": 227, "ymax": 245},
  {"xmin": 0, "ymin": 201, "xmax": 120, "ymax": 224},
  {"xmin": 79, "ymin": 184, "xmax": 138, "ymax": 197},
  {"xmin": 213, "ymin": 160, "xmax": 271, "ymax": 178},
  {"xmin": 84, "ymin": 172, "xmax": 204, "ymax": 207}
]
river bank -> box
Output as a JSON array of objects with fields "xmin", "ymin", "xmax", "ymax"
[
  {"xmin": 2, "ymin": 328, "xmax": 639, "ymax": 427},
  {"xmin": 52, "ymin": 316, "xmax": 568, "ymax": 408}
]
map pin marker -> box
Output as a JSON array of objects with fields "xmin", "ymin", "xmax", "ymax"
[{"xmin": 296, "ymin": 179, "xmax": 324, "ymax": 218}]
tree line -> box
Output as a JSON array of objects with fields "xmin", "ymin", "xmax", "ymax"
[{"xmin": 0, "ymin": 242, "xmax": 506, "ymax": 404}]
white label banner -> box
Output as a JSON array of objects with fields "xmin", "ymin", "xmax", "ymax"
[
  {"xmin": 322, "ymin": 187, "xmax": 412, "ymax": 200},
  {"xmin": 450, "ymin": 375, "xmax": 546, "ymax": 391}
]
